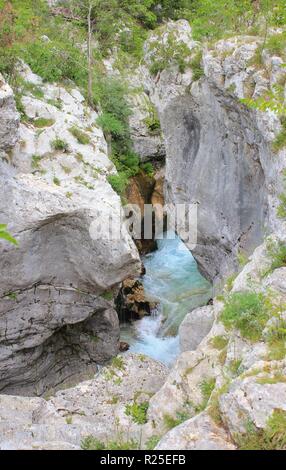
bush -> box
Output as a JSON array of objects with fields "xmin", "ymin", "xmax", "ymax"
[
  {"xmin": 69, "ymin": 126, "xmax": 90, "ymax": 145},
  {"xmin": 0, "ymin": 224, "xmax": 17, "ymax": 245},
  {"xmin": 81, "ymin": 435, "xmax": 138, "ymax": 450},
  {"xmin": 236, "ymin": 410, "xmax": 286, "ymax": 450},
  {"xmin": 265, "ymin": 240, "xmax": 286, "ymax": 275},
  {"xmin": 265, "ymin": 33, "xmax": 286, "ymax": 57},
  {"xmin": 190, "ymin": 50, "xmax": 204, "ymax": 81},
  {"xmin": 198, "ymin": 377, "xmax": 216, "ymax": 410},
  {"xmin": 144, "ymin": 115, "xmax": 161, "ymax": 135},
  {"xmin": 96, "ymin": 113, "xmax": 126, "ymax": 137},
  {"xmin": 51, "ymin": 138, "xmax": 69, "ymax": 152},
  {"xmin": 140, "ymin": 162, "xmax": 154, "ymax": 177},
  {"xmin": 220, "ymin": 292, "xmax": 271, "ymax": 341},
  {"xmin": 272, "ymin": 120, "xmax": 286, "ymax": 152},
  {"xmin": 33, "ymin": 118, "xmax": 55, "ymax": 128},
  {"xmin": 21, "ymin": 40, "xmax": 87, "ymax": 86},
  {"xmin": 107, "ymin": 173, "xmax": 129, "ymax": 196},
  {"xmin": 125, "ymin": 401, "xmax": 149, "ymax": 425}
]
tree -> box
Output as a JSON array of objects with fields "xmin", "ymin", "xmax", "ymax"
[
  {"xmin": 0, "ymin": 224, "xmax": 17, "ymax": 245},
  {"xmin": 68, "ymin": 0, "xmax": 100, "ymax": 106}
]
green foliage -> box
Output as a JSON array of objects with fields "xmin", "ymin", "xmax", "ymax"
[
  {"xmin": 148, "ymin": 32, "xmax": 191, "ymax": 75},
  {"xmin": 199, "ymin": 377, "xmax": 216, "ymax": 409},
  {"xmin": 228, "ymin": 359, "xmax": 242, "ymax": 376},
  {"xmin": 237, "ymin": 250, "xmax": 249, "ymax": 267},
  {"xmin": 265, "ymin": 301, "xmax": 286, "ymax": 360},
  {"xmin": 241, "ymin": 86, "xmax": 286, "ymax": 118},
  {"xmin": 190, "ymin": 50, "xmax": 204, "ymax": 81},
  {"xmin": 236, "ymin": 410, "xmax": 286, "ymax": 450},
  {"xmin": 264, "ymin": 239, "xmax": 286, "ymax": 275},
  {"xmin": 96, "ymin": 113, "xmax": 125, "ymax": 137},
  {"xmin": 163, "ymin": 410, "xmax": 190, "ymax": 431},
  {"xmin": 125, "ymin": 401, "xmax": 149, "ymax": 425},
  {"xmin": 265, "ymin": 32, "xmax": 286, "ymax": 57},
  {"xmin": 107, "ymin": 173, "xmax": 129, "ymax": 196},
  {"xmin": 31, "ymin": 154, "xmax": 42, "ymax": 170},
  {"xmin": 144, "ymin": 111, "xmax": 161, "ymax": 135},
  {"xmin": 140, "ymin": 162, "xmax": 154, "ymax": 177},
  {"xmin": 111, "ymin": 356, "xmax": 125, "ymax": 371},
  {"xmin": 273, "ymin": 119, "xmax": 286, "ymax": 152},
  {"xmin": 0, "ymin": 224, "xmax": 18, "ymax": 245},
  {"xmin": 53, "ymin": 176, "xmax": 61, "ymax": 186},
  {"xmin": 145, "ymin": 435, "xmax": 161, "ymax": 450},
  {"xmin": 210, "ymin": 335, "xmax": 229, "ymax": 350},
  {"xmin": 101, "ymin": 291, "xmax": 113, "ymax": 301},
  {"xmin": 81, "ymin": 435, "xmax": 138, "ymax": 450},
  {"xmin": 220, "ymin": 292, "xmax": 271, "ymax": 341},
  {"xmin": 277, "ymin": 169, "xmax": 286, "ymax": 219},
  {"xmin": 69, "ymin": 126, "xmax": 90, "ymax": 145},
  {"xmin": 51, "ymin": 138, "xmax": 69, "ymax": 152},
  {"xmin": 33, "ymin": 118, "xmax": 55, "ymax": 128},
  {"xmin": 21, "ymin": 39, "xmax": 87, "ymax": 85}
]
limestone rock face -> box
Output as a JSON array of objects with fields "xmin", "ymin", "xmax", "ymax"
[
  {"xmin": 0, "ymin": 66, "xmax": 141, "ymax": 395},
  {"xmin": 0, "ymin": 74, "xmax": 19, "ymax": 151},
  {"xmin": 179, "ymin": 305, "xmax": 215, "ymax": 352},
  {"xmin": 219, "ymin": 360, "xmax": 286, "ymax": 437},
  {"xmin": 155, "ymin": 412, "xmax": 236, "ymax": 450},
  {"xmin": 0, "ymin": 354, "xmax": 168, "ymax": 450},
  {"xmin": 141, "ymin": 22, "xmax": 286, "ymax": 282}
]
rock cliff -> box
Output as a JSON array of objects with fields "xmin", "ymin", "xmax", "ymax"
[
  {"xmin": 0, "ymin": 66, "xmax": 141, "ymax": 395},
  {"xmin": 139, "ymin": 21, "xmax": 286, "ymax": 283}
]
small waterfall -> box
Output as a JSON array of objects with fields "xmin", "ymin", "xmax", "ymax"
[{"xmin": 121, "ymin": 231, "xmax": 212, "ymax": 365}]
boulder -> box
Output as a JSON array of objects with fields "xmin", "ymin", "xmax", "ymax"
[
  {"xmin": 0, "ymin": 74, "xmax": 19, "ymax": 151},
  {"xmin": 155, "ymin": 412, "xmax": 235, "ymax": 450},
  {"xmin": 179, "ymin": 305, "xmax": 214, "ymax": 352},
  {"xmin": 0, "ymin": 354, "xmax": 168, "ymax": 450}
]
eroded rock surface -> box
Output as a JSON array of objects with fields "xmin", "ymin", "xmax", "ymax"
[
  {"xmin": 0, "ymin": 68, "xmax": 141, "ymax": 395},
  {"xmin": 0, "ymin": 354, "xmax": 168, "ymax": 450}
]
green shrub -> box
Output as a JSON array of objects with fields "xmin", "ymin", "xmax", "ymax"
[
  {"xmin": 21, "ymin": 40, "xmax": 87, "ymax": 86},
  {"xmin": 199, "ymin": 377, "xmax": 216, "ymax": 409},
  {"xmin": 148, "ymin": 33, "xmax": 191, "ymax": 76},
  {"xmin": 53, "ymin": 176, "xmax": 61, "ymax": 186},
  {"xmin": 236, "ymin": 410, "xmax": 286, "ymax": 450},
  {"xmin": 272, "ymin": 121, "xmax": 286, "ymax": 152},
  {"xmin": 31, "ymin": 154, "xmax": 42, "ymax": 170},
  {"xmin": 265, "ymin": 33, "xmax": 286, "ymax": 57},
  {"xmin": 81, "ymin": 435, "xmax": 138, "ymax": 450},
  {"xmin": 111, "ymin": 356, "xmax": 125, "ymax": 371},
  {"xmin": 33, "ymin": 118, "xmax": 55, "ymax": 128},
  {"xmin": 125, "ymin": 401, "xmax": 149, "ymax": 425},
  {"xmin": 140, "ymin": 162, "xmax": 154, "ymax": 177},
  {"xmin": 163, "ymin": 410, "xmax": 190, "ymax": 431},
  {"xmin": 0, "ymin": 224, "xmax": 18, "ymax": 245},
  {"xmin": 144, "ymin": 115, "xmax": 161, "ymax": 135},
  {"xmin": 190, "ymin": 50, "xmax": 204, "ymax": 81},
  {"xmin": 264, "ymin": 240, "xmax": 286, "ymax": 275},
  {"xmin": 69, "ymin": 126, "xmax": 90, "ymax": 145},
  {"xmin": 96, "ymin": 113, "xmax": 126, "ymax": 137},
  {"xmin": 145, "ymin": 435, "xmax": 161, "ymax": 450},
  {"xmin": 220, "ymin": 292, "xmax": 271, "ymax": 341},
  {"xmin": 107, "ymin": 173, "xmax": 129, "ymax": 196},
  {"xmin": 51, "ymin": 138, "xmax": 69, "ymax": 152},
  {"xmin": 210, "ymin": 335, "xmax": 229, "ymax": 350}
]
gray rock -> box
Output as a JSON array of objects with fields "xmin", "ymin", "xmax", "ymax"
[
  {"xmin": 219, "ymin": 361, "xmax": 286, "ymax": 436},
  {"xmin": 141, "ymin": 23, "xmax": 286, "ymax": 283},
  {"xmin": 0, "ymin": 66, "xmax": 141, "ymax": 395},
  {"xmin": 0, "ymin": 354, "xmax": 168, "ymax": 450},
  {"xmin": 179, "ymin": 306, "xmax": 214, "ymax": 352},
  {"xmin": 156, "ymin": 412, "xmax": 235, "ymax": 450},
  {"xmin": 0, "ymin": 74, "xmax": 19, "ymax": 151}
]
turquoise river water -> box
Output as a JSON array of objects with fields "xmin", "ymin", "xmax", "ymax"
[{"xmin": 121, "ymin": 231, "xmax": 212, "ymax": 366}]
